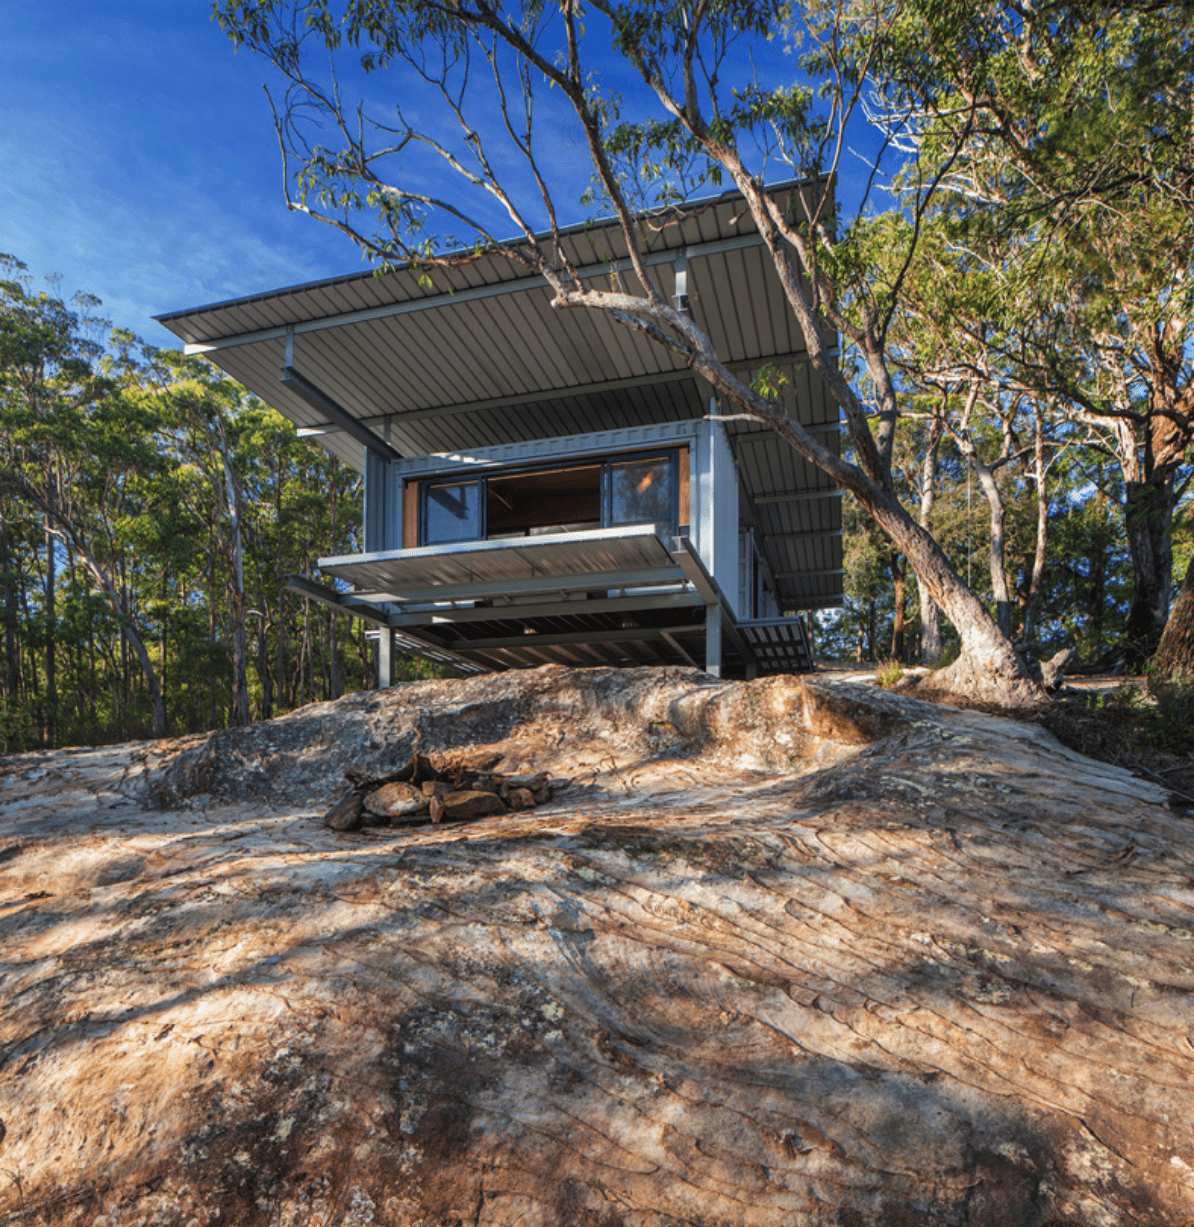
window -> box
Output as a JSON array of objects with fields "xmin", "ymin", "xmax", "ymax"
[
  {"xmin": 416, "ymin": 449, "xmax": 682, "ymax": 546},
  {"xmin": 610, "ymin": 457, "xmax": 672, "ymax": 526},
  {"xmin": 424, "ymin": 480, "xmax": 480, "ymax": 545},
  {"xmin": 486, "ymin": 464, "xmax": 602, "ymax": 538}
]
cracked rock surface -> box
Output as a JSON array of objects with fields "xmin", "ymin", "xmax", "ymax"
[{"xmin": 1, "ymin": 664, "xmax": 1193, "ymax": 1226}]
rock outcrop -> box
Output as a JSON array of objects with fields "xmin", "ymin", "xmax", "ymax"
[{"xmin": 1, "ymin": 665, "xmax": 1192, "ymax": 1226}]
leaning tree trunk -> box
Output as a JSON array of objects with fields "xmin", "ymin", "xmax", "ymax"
[
  {"xmin": 755, "ymin": 407, "xmax": 1041, "ymax": 706},
  {"xmin": 1151, "ymin": 554, "xmax": 1194, "ymax": 684}
]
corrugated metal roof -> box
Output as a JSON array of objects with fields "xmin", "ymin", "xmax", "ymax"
[{"xmin": 158, "ymin": 181, "xmax": 842, "ymax": 611}]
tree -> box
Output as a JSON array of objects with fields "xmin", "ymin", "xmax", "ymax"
[
  {"xmin": 0, "ymin": 257, "xmax": 169, "ymax": 738},
  {"xmin": 215, "ymin": 0, "xmax": 1047, "ymax": 704},
  {"xmin": 150, "ymin": 354, "xmax": 256, "ymax": 727},
  {"xmin": 870, "ymin": 0, "xmax": 1194, "ymax": 663},
  {"xmin": 1152, "ymin": 555, "xmax": 1194, "ymax": 684}
]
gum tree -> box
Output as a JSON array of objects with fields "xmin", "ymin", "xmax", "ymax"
[
  {"xmin": 216, "ymin": 0, "xmax": 1051, "ymax": 704},
  {"xmin": 870, "ymin": 0, "xmax": 1194, "ymax": 664}
]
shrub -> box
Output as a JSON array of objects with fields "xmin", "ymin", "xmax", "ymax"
[{"xmin": 876, "ymin": 659, "xmax": 905, "ymax": 689}]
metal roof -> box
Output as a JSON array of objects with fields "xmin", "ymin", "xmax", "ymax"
[{"xmin": 157, "ymin": 182, "xmax": 842, "ymax": 611}]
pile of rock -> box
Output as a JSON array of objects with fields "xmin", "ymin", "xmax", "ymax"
[{"xmin": 322, "ymin": 753, "xmax": 560, "ymax": 832}]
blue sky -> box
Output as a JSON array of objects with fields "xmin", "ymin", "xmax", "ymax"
[
  {"xmin": 1, "ymin": 2, "xmax": 360, "ymax": 347},
  {"xmin": 1, "ymin": 3, "xmax": 885, "ymax": 351}
]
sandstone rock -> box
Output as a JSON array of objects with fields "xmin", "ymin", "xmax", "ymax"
[
  {"xmin": 506, "ymin": 787, "xmax": 536, "ymax": 811},
  {"xmin": 363, "ymin": 781, "xmax": 428, "ymax": 820},
  {"xmin": 15, "ymin": 667, "xmax": 1190, "ymax": 1227},
  {"xmin": 322, "ymin": 789, "xmax": 363, "ymax": 831},
  {"xmin": 421, "ymin": 780, "xmax": 449, "ymax": 798},
  {"xmin": 504, "ymin": 773, "xmax": 547, "ymax": 792},
  {"xmin": 429, "ymin": 795, "xmax": 444, "ymax": 823},
  {"xmin": 439, "ymin": 789, "xmax": 506, "ymax": 821}
]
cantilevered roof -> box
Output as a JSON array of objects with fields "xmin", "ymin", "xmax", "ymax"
[{"xmin": 157, "ymin": 182, "xmax": 842, "ymax": 610}]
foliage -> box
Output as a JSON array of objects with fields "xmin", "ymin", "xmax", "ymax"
[
  {"xmin": 0, "ymin": 260, "xmax": 421, "ymax": 751},
  {"xmin": 875, "ymin": 659, "xmax": 904, "ymax": 688},
  {"xmin": 1084, "ymin": 682, "xmax": 1194, "ymax": 758}
]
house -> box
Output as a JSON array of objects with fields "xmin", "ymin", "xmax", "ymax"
[{"xmin": 156, "ymin": 183, "xmax": 843, "ymax": 681}]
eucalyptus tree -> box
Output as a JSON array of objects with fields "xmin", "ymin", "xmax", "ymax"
[
  {"xmin": 149, "ymin": 352, "xmax": 257, "ymax": 727},
  {"xmin": 216, "ymin": 0, "xmax": 1045, "ymax": 705},
  {"xmin": 0, "ymin": 257, "xmax": 169, "ymax": 738},
  {"xmin": 869, "ymin": 0, "xmax": 1194, "ymax": 663}
]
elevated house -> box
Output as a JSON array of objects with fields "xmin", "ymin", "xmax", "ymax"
[{"xmin": 157, "ymin": 184, "xmax": 843, "ymax": 681}]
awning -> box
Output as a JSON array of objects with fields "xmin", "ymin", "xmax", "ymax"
[{"xmin": 317, "ymin": 523, "xmax": 681, "ymax": 604}]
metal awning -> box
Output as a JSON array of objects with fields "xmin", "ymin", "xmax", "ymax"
[
  {"xmin": 157, "ymin": 181, "xmax": 842, "ymax": 612},
  {"xmin": 317, "ymin": 523, "xmax": 681, "ymax": 603}
]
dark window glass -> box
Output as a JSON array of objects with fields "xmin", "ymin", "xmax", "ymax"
[
  {"xmin": 487, "ymin": 464, "xmax": 602, "ymax": 537},
  {"xmin": 424, "ymin": 480, "xmax": 480, "ymax": 544},
  {"xmin": 610, "ymin": 457, "xmax": 672, "ymax": 526}
]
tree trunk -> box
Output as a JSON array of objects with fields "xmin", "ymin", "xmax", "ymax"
[
  {"xmin": 1020, "ymin": 409, "xmax": 1049, "ymax": 646},
  {"xmin": 917, "ymin": 417, "xmax": 944, "ymax": 666},
  {"xmin": 208, "ymin": 541, "xmax": 219, "ymax": 730},
  {"xmin": 256, "ymin": 605, "xmax": 273, "ymax": 722},
  {"xmin": 44, "ymin": 517, "xmax": 57, "ymax": 746},
  {"xmin": 1151, "ymin": 555, "xmax": 1194, "ymax": 684},
  {"xmin": 952, "ymin": 410, "xmax": 1014, "ymax": 641},
  {"xmin": 215, "ymin": 419, "xmax": 250, "ymax": 728},
  {"xmin": 1, "ymin": 509, "xmax": 18, "ymax": 704},
  {"xmin": 746, "ymin": 409, "xmax": 1041, "ymax": 704},
  {"xmin": 1122, "ymin": 475, "xmax": 1174, "ymax": 666},
  {"xmin": 889, "ymin": 553, "xmax": 906, "ymax": 661}
]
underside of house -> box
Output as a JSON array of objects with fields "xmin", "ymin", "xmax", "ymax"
[{"xmin": 157, "ymin": 183, "xmax": 843, "ymax": 679}]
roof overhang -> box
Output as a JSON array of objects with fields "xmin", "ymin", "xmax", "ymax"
[{"xmin": 157, "ymin": 181, "xmax": 843, "ymax": 611}]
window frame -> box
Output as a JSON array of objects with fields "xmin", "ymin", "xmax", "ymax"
[{"xmin": 416, "ymin": 447, "xmax": 686, "ymax": 547}]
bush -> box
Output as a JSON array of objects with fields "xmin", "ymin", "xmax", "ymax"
[
  {"xmin": 876, "ymin": 659, "xmax": 905, "ymax": 689},
  {"xmin": 1093, "ymin": 682, "xmax": 1194, "ymax": 755}
]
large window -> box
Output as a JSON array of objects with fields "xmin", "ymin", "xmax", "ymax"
[
  {"xmin": 417, "ymin": 449, "xmax": 683, "ymax": 546},
  {"xmin": 610, "ymin": 457, "xmax": 672, "ymax": 526}
]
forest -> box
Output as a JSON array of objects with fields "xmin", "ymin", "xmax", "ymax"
[
  {"xmin": 0, "ymin": 256, "xmax": 439, "ymax": 750},
  {"xmin": 2, "ymin": 0, "xmax": 1193, "ymax": 749}
]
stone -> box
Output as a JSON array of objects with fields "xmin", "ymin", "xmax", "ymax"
[
  {"xmin": 507, "ymin": 787, "xmax": 536, "ymax": 811},
  {"xmin": 439, "ymin": 789, "xmax": 506, "ymax": 821},
  {"xmin": 429, "ymin": 795, "xmax": 445, "ymax": 823},
  {"xmin": 323, "ymin": 790, "xmax": 363, "ymax": 832},
  {"xmin": 363, "ymin": 782, "xmax": 428, "ymax": 820},
  {"xmin": 421, "ymin": 780, "xmax": 449, "ymax": 798},
  {"xmin": 504, "ymin": 773, "xmax": 547, "ymax": 792},
  {"xmin": 6, "ymin": 667, "xmax": 1193, "ymax": 1226}
]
